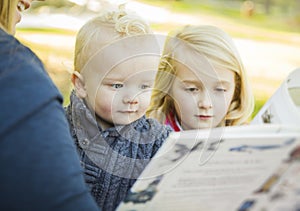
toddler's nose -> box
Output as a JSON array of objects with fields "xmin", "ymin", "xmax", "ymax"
[{"xmin": 123, "ymin": 96, "xmax": 138, "ymax": 104}]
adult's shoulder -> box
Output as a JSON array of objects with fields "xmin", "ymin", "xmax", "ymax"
[{"xmin": 0, "ymin": 30, "xmax": 62, "ymax": 135}]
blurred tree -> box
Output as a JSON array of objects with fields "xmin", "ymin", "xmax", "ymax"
[
  {"xmin": 264, "ymin": 0, "xmax": 272, "ymax": 14},
  {"xmin": 241, "ymin": 1, "xmax": 255, "ymax": 17}
]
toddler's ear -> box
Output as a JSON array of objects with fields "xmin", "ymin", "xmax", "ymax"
[{"xmin": 72, "ymin": 72, "xmax": 87, "ymax": 99}]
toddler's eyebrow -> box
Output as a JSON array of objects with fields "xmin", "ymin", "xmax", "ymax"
[
  {"xmin": 102, "ymin": 77, "xmax": 155, "ymax": 83},
  {"xmin": 102, "ymin": 76, "xmax": 123, "ymax": 81}
]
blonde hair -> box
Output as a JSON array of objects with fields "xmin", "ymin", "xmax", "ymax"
[
  {"xmin": 0, "ymin": 0, "xmax": 18, "ymax": 34},
  {"xmin": 147, "ymin": 25, "xmax": 254, "ymax": 126},
  {"xmin": 74, "ymin": 5, "xmax": 151, "ymax": 73}
]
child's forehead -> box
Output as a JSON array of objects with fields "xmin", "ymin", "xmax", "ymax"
[
  {"xmin": 81, "ymin": 54, "xmax": 159, "ymax": 84},
  {"xmin": 108, "ymin": 35, "xmax": 160, "ymax": 52},
  {"xmin": 174, "ymin": 60, "xmax": 235, "ymax": 84},
  {"xmin": 82, "ymin": 35, "xmax": 160, "ymax": 73},
  {"xmin": 80, "ymin": 35, "xmax": 161, "ymax": 85},
  {"xmin": 103, "ymin": 56, "xmax": 159, "ymax": 77},
  {"xmin": 104, "ymin": 68, "xmax": 157, "ymax": 80}
]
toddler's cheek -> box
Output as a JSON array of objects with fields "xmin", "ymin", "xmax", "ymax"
[{"xmin": 94, "ymin": 102, "xmax": 113, "ymax": 116}]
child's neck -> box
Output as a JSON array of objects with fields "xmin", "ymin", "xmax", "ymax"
[{"xmin": 95, "ymin": 114, "xmax": 114, "ymax": 130}]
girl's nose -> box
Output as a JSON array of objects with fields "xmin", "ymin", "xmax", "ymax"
[{"xmin": 198, "ymin": 91, "xmax": 212, "ymax": 109}]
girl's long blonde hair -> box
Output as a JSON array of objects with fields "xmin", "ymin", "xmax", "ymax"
[
  {"xmin": 147, "ymin": 25, "xmax": 254, "ymax": 126},
  {"xmin": 0, "ymin": 0, "xmax": 18, "ymax": 34}
]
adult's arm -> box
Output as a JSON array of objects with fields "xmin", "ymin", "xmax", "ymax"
[
  {"xmin": 0, "ymin": 30, "xmax": 100, "ymax": 211},
  {"xmin": 0, "ymin": 98, "xmax": 101, "ymax": 211}
]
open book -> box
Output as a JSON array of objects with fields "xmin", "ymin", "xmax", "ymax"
[
  {"xmin": 251, "ymin": 68, "xmax": 300, "ymax": 125},
  {"xmin": 117, "ymin": 68, "xmax": 300, "ymax": 211},
  {"xmin": 117, "ymin": 125, "xmax": 300, "ymax": 211}
]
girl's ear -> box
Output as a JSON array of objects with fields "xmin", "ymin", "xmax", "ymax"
[{"xmin": 72, "ymin": 72, "xmax": 87, "ymax": 99}]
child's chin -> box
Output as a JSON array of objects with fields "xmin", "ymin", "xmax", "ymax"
[{"xmin": 115, "ymin": 118, "xmax": 139, "ymax": 125}]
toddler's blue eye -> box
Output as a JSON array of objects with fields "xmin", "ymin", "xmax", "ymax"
[{"xmin": 112, "ymin": 84, "xmax": 123, "ymax": 89}]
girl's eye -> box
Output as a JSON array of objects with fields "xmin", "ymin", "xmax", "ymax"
[
  {"xmin": 185, "ymin": 87, "xmax": 199, "ymax": 92},
  {"xmin": 17, "ymin": 1, "xmax": 26, "ymax": 12},
  {"xmin": 112, "ymin": 84, "xmax": 123, "ymax": 89},
  {"xmin": 215, "ymin": 87, "xmax": 227, "ymax": 92}
]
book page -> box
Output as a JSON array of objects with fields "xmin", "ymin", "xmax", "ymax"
[
  {"xmin": 251, "ymin": 68, "xmax": 300, "ymax": 125},
  {"xmin": 117, "ymin": 125, "xmax": 300, "ymax": 211},
  {"xmin": 234, "ymin": 146, "xmax": 300, "ymax": 211}
]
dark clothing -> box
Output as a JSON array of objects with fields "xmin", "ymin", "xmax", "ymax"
[
  {"xmin": 0, "ymin": 28, "xmax": 100, "ymax": 211},
  {"xmin": 65, "ymin": 92, "xmax": 172, "ymax": 211}
]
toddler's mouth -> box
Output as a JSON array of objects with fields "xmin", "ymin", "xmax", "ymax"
[{"xmin": 120, "ymin": 110, "xmax": 137, "ymax": 113}]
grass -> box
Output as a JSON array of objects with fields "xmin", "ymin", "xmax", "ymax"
[
  {"xmin": 17, "ymin": 27, "xmax": 76, "ymax": 35},
  {"xmin": 252, "ymin": 98, "xmax": 267, "ymax": 120},
  {"xmin": 139, "ymin": 0, "xmax": 300, "ymax": 45},
  {"xmin": 139, "ymin": 0, "xmax": 300, "ymax": 28}
]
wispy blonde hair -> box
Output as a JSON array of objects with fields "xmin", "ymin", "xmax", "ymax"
[
  {"xmin": 147, "ymin": 25, "xmax": 254, "ymax": 126},
  {"xmin": 74, "ymin": 5, "xmax": 151, "ymax": 73}
]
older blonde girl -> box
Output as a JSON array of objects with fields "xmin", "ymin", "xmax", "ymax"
[{"xmin": 147, "ymin": 25, "xmax": 254, "ymax": 131}]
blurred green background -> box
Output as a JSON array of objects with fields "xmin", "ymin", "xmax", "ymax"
[{"xmin": 16, "ymin": 0, "xmax": 300, "ymax": 119}]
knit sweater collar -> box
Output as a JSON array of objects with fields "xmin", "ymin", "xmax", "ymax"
[{"xmin": 69, "ymin": 91, "xmax": 157, "ymax": 145}]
